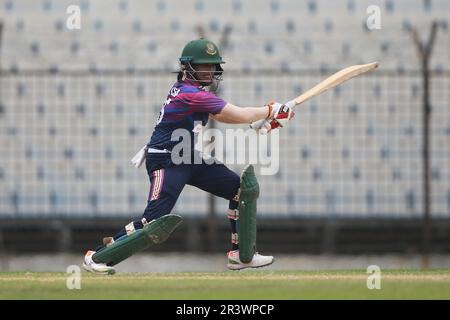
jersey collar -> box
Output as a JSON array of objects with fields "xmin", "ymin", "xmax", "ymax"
[{"xmin": 181, "ymin": 78, "xmax": 203, "ymax": 89}]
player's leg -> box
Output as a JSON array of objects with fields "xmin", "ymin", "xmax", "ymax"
[
  {"xmin": 83, "ymin": 164, "xmax": 191, "ymax": 273},
  {"xmin": 188, "ymin": 160, "xmax": 241, "ymax": 250},
  {"xmin": 227, "ymin": 164, "xmax": 274, "ymax": 270},
  {"xmin": 189, "ymin": 162, "xmax": 274, "ymax": 270},
  {"xmin": 107, "ymin": 166, "xmax": 188, "ymax": 242},
  {"xmin": 83, "ymin": 213, "xmax": 183, "ymax": 274}
]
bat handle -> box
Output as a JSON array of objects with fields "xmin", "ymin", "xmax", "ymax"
[{"xmin": 284, "ymin": 100, "xmax": 297, "ymax": 108}]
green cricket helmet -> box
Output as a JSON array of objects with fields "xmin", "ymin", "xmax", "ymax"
[{"xmin": 179, "ymin": 38, "xmax": 225, "ymax": 65}]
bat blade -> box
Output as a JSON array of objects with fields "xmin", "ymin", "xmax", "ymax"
[
  {"xmin": 250, "ymin": 62, "xmax": 378, "ymax": 131},
  {"xmin": 291, "ymin": 62, "xmax": 378, "ymax": 107}
]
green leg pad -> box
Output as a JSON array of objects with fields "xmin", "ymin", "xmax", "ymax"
[
  {"xmin": 92, "ymin": 214, "xmax": 183, "ymax": 266},
  {"xmin": 238, "ymin": 164, "xmax": 259, "ymax": 263}
]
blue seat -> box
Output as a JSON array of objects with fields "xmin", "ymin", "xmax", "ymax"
[
  {"xmin": 209, "ymin": 19, "xmax": 220, "ymax": 32},
  {"xmin": 380, "ymin": 146, "xmax": 390, "ymax": 159},
  {"xmin": 49, "ymin": 190, "xmax": 58, "ymax": 208},
  {"xmin": 104, "ymin": 147, "xmax": 113, "ymax": 157},
  {"xmin": 366, "ymin": 190, "xmax": 375, "ymax": 209},
  {"xmin": 48, "ymin": 127, "xmax": 57, "ymax": 136},
  {"xmin": 313, "ymin": 167, "xmax": 322, "ymax": 181},
  {"xmin": 75, "ymin": 167, "xmax": 85, "ymax": 180},
  {"xmin": 128, "ymin": 127, "xmax": 138, "ymax": 136},
  {"xmin": 16, "ymin": 19, "xmax": 24, "ymax": 32},
  {"xmin": 392, "ymin": 168, "xmax": 402, "ymax": 181},
  {"xmin": 326, "ymin": 190, "xmax": 336, "ymax": 212},
  {"xmin": 324, "ymin": 20, "xmax": 333, "ymax": 33},
  {"xmin": 347, "ymin": 0, "xmax": 355, "ymax": 13},
  {"xmin": 128, "ymin": 191, "xmax": 138, "ymax": 206},
  {"xmin": 119, "ymin": 0, "xmax": 128, "ymax": 13},
  {"xmin": 308, "ymin": 0, "xmax": 317, "ymax": 14},
  {"xmin": 353, "ymin": 167, "xmax": 361, "ymax": 180},
  {"xmin": 405, "ymin": 190, "xmax": 416, "ymax": 210},
  {"xmin": 341, "ymin": 148, "xmax": 350, "ymax": 159},
  {"xmin": 70, "ymin": 41, "xmax": 79, "ymax": 54},
  {"xmin": 64, "ymin": 148, "xmax": 74, "ymax": 159},
  {"xmin": 96, "ymin": 83, "xmax": 105, "ymax": 97},
  {"xmin": 248, "ymin": 20, "xmax": 257, "ymax": 33},
  {"xmin": 195, "ymin": 0, "xmax": 204, "ymax": 12},
  {"xmin": 326, "ymin": 126, "xmax": 336, "ymax": 136},
  {"xmin": 132, "ymin": 20, "xmax": 141, "ymax": 33},
  {"xmin": 4, "ymin": 0, "xmax": 14, "ymax": 12},
  {"xmin": 17, "ymin": 83, "xmax": 26, "ymax": 97},
  {"xmin": 171, "ymin": 20, "xmax": 180, "ymax": 32},
  {"xmin": 10, "ymin": 191, "xmax": 20, "ymax": 211},
  {"xmin": 116, "ymin": 167, "xmax": 124, "ymax": 180},
  {"xmin": 75, "ymin": 103, "xmax": 86, "ymax": 116},
  {"xmin": 94, "ymin": 19, "xmax": 104, "ymax": 31},
  {"xmin": 264, "ymin": 41, "xmax": 274, "ymax": 54},
  {"xmin": 385, "ymin": 0, "xmax": 395, "ymax": 13},
  {"xmin": 89, "ymin": 127, "xmax": 98, "ymax": 136},
  {"xmin": 88, "ymin": 192, "xmax": 98, "ymax": 210},
  {"xmin": 286, "ymin": 19, "xmax": 295, "ymax": 33},
  {"xmin": 57, "ymin": 83, "xmax": 65, "ymax": 97},
  {"xmin": 147, "ymin": 42, "xmax": 157, "ymax": 52},
  {"xmin": 42, "ymin": 0, "xmax": 52, "ymax": 12},
  {"xmin": 25, "ymin": 147, "xmax": 33, "ymax": 159},
  {"xmin": 301, "ymin": 147, "xmax": 309, "ymax": 160},
  {"xmin": 54, "ymin": 19, "xmax": 64, "ymax": 31},
  {"xmin": 109, "ymin": 42, "xmax": 118, "ymax": 53},
  {"xmin": 30, "ymin": 42, "xmax": 39, "ymax": 55},
  {"xmin": 232, "ymin": 0, "xmax": 242, "ymax": 13},
  {"xmin": 431, "ymin": 168, "xmax": 440, "ymax": 180},
  {"xmin": 37, "ymin": 167, "xmax": 45, "ymax": 180},
  {"xmin": 270, "ymin": 0, "xmax": 279, "ymax": 13}
]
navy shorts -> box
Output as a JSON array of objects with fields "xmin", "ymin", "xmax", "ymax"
[{"xmin": 142, "ymin": 153, "xmax": 240, "ymax": 221}]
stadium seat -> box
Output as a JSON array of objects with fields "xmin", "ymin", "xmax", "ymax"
[{"xmin": 0, "ymin": 0, "xmax": 449, "ymax": 218}]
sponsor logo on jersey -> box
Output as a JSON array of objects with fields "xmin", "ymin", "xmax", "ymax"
[{"xmin": 170, "ymin": 87, "xmax": 180, "ymax": 97}]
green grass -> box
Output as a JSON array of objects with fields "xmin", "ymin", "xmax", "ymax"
[{"xmin": 1, "ymin": 270, "xmax": 449, "ymax": 299}]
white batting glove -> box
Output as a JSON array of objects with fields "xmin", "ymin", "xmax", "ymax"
[{"xmin": 250, "ymin": 101, "xmax": 295, "ymax": 134}]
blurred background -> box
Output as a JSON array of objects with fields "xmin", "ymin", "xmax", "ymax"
[{"xmin": 0, "ymin": 0, "xmax": 449, "ymax": 272}]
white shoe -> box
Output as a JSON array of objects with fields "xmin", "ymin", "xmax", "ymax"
[
  {"xmin": 227, "ymin": 249, "xmax": 274, "ymax": 270},
  {"xmin": 82, "ymin": 250, "xmax": 116, "ymax": 275}
]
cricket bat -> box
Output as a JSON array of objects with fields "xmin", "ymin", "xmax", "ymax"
[
  {"xmin": 286, "ymin": 62, "xmax": 378, "ymax": 108},
  {"xmin": 250, "ymin": 62, "xmax": 378, "ymax": 130}
]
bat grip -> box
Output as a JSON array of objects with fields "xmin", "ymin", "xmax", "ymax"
[{"xmin": 284, "ymin": 100, "xmax": 297, "ymax": 108}]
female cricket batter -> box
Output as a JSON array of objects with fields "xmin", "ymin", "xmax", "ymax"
[{"xmin": 83, "ymin": 39, "xmax": 294, "ymax": 274}]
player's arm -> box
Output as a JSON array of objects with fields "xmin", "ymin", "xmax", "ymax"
[
  {"xmin": 212, "ymin": 102, "xmax": 295, "ymax": 134},
  {"xmin": 211, "ymin": 103, "xmax": 271, "ymax": 124}
]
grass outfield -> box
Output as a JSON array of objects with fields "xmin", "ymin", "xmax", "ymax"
[{"xmin": 0, "ymin": 270, "xmax": 449, "ymax": 299}]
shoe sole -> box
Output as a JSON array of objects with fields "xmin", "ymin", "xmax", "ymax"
[
  {"xmin": 227, "ymin": 258, "xmax": 275, "ymax": 271},
  {"xmin": 82, "ymin": 263, "xmax": 116, "ymax": 275}
]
